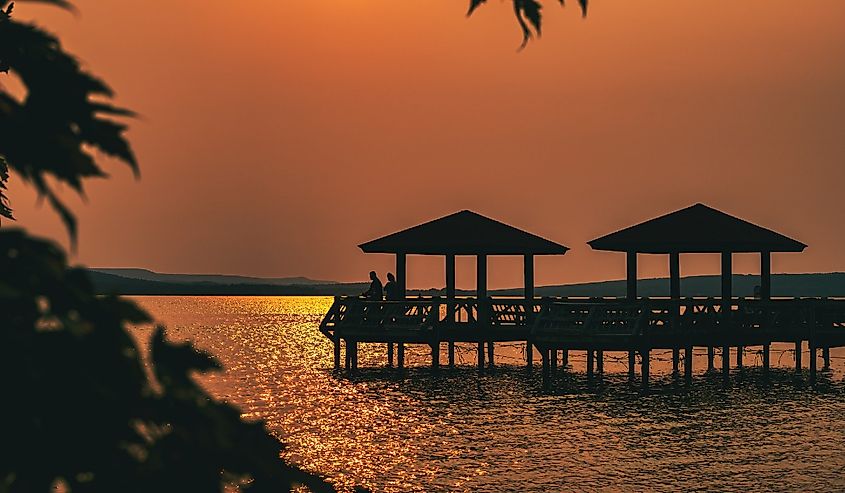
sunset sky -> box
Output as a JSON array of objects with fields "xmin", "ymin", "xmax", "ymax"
[{"xmin": 8, "ymin": 0, "xmax": 845, "ymax": 289}]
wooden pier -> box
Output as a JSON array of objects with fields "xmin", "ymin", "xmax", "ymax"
[
  {"xmin": 321, "ymin": 205, "xmax": 840, "ymax": 389},
  {"xmin": 319, "ymin": 295, "xmax": 845, "ymax": 387}
]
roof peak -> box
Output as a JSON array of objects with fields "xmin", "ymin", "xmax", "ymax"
[
  {"xmin": 359, "ymin": 210, "xmax": 568, "ymax": 256},
  {"xmin": 589, "ymin": 204, "xmax": 806, "ymax": 254}
]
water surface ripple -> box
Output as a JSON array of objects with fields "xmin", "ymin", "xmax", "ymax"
[{"xmin": 134, "ymin": 296, "xmax": 845, "ymax": 492}]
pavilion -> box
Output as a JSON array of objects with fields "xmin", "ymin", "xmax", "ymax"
[
  {"xmin": 588, "ymin": 203, "xmax": 807, "ymax": 377},
  {"xmin": 358, "ymin": 209, "xmax": 568, "ymax": 367}
]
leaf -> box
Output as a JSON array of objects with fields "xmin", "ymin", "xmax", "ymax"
[
  {"xmin": 0, "ymin": 155, "xmax": 12, "ymax": 221},
  {"xmin": 467, "ymin": 0, "xmax": 486, "ymax": 16}
]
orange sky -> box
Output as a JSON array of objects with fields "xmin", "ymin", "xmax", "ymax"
[{"xmin": 8, "ymin": 0, "xmax": 845, "ymax": 289}]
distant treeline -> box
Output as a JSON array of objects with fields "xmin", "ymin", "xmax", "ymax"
[{"xmin": 86, "ymin": 270, "xmax": 845, "ymax": 298}]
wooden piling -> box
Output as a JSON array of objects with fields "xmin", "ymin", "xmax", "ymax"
[
  {"xmin": 597, "ymin": 350, "xmax": 604, "ymax": 375},
  {"xmin": 397, "ymin": 343, "xmax": 405, "ymax": 369},
  {"xmin": 526, "ymin": 341, "xmax": 534, "ymax": 369},
  {"xmin": 550, "ymin": 349, "xmax": 557, "ymax": 370},
  {"xmin": 684, "ymin": 346, "xmax": 693, "ymax": 382},
  {"xmin": 628, "ymin": 350, "xmax": 636, "ymax": 381},
  {"xmin": 707, "ymin": 347, "xmax": 715, "ymax": 371},
  {"xmin": 448, "ymin": 341, "xmax": 455, "ymax": 367},
  {"xmin": 736, "ymin": 346, "xmax": 743, "ymax": 368},
  {"xmin": 722, "ymin": 345, "xmax": 730, "ymax": 380},
  {"xmin": 344, "ymin": 340, "xmax": 351, "ymax": 370},
  {"xmin": 487, "ymin": 341, "xmax": 495, "ymax": 368},
  {"xmin": 334, "ymin": 338, "xmax": 341, "ymax": 370},
  {"xmin": 387, "ymin": 342, "xmax": 394, "ymax": 368},
  {"xmin": 763, "ymin": 343, "xmax": 770, "ymax": 373},
  {"xmin": 809, "ymin": 341, "xmax": 817, "ymax": 385},
  {"xmin": 431, "ymin": 342, "xmax": 440, "ymax": 369},
  {"xmin": 795, "ymin": 341, "xmax": 802, "ymax": 372},
  {"xmin": 586, "ymin": 350, "xmax": 595, "ymax": 379},
  {"xmin": 641, "ymin": 349, "xmax": 650, "ymax": 389},
  {"xmin": 351, "ymin": 341, "xmax": 358, "ymax": 370},
  {"xmin": 477, "ymin": 342, "xmax": 485, "ymax": 369},
  {"xmin": 823, "ymin": 346, "xmax": 831, "ymax": 369},
  {"xmin": 541, "ymin": 349, "xmax": 550, "ymax": 389},
  {"xmin": 672, "ymin": 348, "xmax": 680, "ymax": 375},
  {"xmin": 562, "ymin": 349, "xmax": 569, "ymax": 366}
]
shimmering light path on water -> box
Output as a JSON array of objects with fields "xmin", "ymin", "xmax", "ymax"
[{"xmin": 134, "ymin": 296, "xmax": 845, "ymax": 492}]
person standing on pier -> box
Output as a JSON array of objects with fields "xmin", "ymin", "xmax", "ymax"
[
  {"xmin": 384, "ymin": 273, "xmax": 401, "ymax": 301},
  {"xmin": 362, "ymin": 271, "xmax": 384, "ymax": 300}
]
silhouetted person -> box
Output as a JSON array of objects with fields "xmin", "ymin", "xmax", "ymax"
[
  {"xmin": 384, "ymin": 272, "xmax": 401, "ymax": 301},
  {"xmin": 362, "ymin": 271, "xmax": 383, "ymax": 301}
]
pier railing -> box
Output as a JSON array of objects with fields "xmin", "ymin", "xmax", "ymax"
[{"xmin": 319, "ymin": 295, "xmax": 845, "ymax": 346}]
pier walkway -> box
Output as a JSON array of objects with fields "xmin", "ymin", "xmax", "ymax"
[{"xmin": 320, "ymin": 295, "xmax": 845, "ymax": 387}]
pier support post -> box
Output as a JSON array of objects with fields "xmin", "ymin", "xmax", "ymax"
[
  {"xmin": 707, "ymin": 347, "xmax": 715, "ymax": 371},
  {"xmin": 344, "ymin": 340, "xmax": 351, "ymax": 370},
  {"xmin": 387, "ymin": 342, "xmax": 394, "ymax": 368},
  {"xmin": 562, "ymin": 349, "xmax": 569, "ymax": 366},
  {"xmin": 586, "ymin": 349, "xmax": 595, "ymax": 379},
  {"xmin": 431, "ymin": 342, "xmax": 440, "ymax": 370},
  {"xmin": 448, "ymin": 342, "xmax": 455, "ymax": 367},
  {"xmin": 684, "ymin": 346, "xmax": 693, "ymax": 383},
  {"xmin": 334, "ymin": 338, "xmax": 341, "ymax": 370},
  {"xmin": 628, "ymin": 350, "xmax": 636, "ymax": 381},
  {"xmin": 477, "ymin": 342, "xmax": 485, "ymax": 370},
  {"xmin": 397, "ymin": 343, "xmax": 405, "ymax": 369},
  {"xmin": 541, "ymin": 349, "xmax": 550, "ymax": 389},
  {"xmin": 672, "ymin": 348, "xmax": 680, "ymax": 375},
  {"xmin": 809, "ymin": 340, "xmax": 817, "ymax": 385},
  {"xmin": 487, "ymin": 341, "xmax": 495, "ymax": 369},
  {"xmin": 550, "ymin": 349, "xmax": 557, "ymax": 370},
  {"xmin": 351, "ymin": 341, "xmax": 358, "ymax": 371},
  {"xmin": 795, "ymin": 341, "xmax": 802, "ymax": 372},
  {"xmin": 736, "ymin": 346, "xmax": 743, "ymax": 368},
  {"xmin": 763, "ymin": 343, "xmax": 770, "ymax": 373},
  {"xmin": 641, "ymin": 349, "xmax": 650, "ymax": 389},
  {"xmin": 526, "ymin": 341, "xmax": 534, "ymax": 369},
  {"xmin": 823, "ymin": 346, "xmax": 831, "ymax": 369},
  {"xmin": 597, "ymin": 350, "xmax": 604, "ymax": 375},
  {"xmin": 722, "ymin": 346, "xmax": 730, "ymax": 381}
]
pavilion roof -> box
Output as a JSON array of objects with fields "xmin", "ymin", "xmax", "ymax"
[
  {"xmin": 588, "ymin": 203, "xmax": 807, "ymax": 254},
  {"xmin": 359, "ymin": 210, "xmax": 569, "ymax": 255}
]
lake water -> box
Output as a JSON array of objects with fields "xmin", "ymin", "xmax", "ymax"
[{"xmin": 134, "ymin": 296, "xmax": 845, "ymax": 492}]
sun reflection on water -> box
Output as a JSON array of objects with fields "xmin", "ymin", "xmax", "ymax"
[{"xmin": 133, "ymin": 296, "xmax": 845, "ymax": 492}]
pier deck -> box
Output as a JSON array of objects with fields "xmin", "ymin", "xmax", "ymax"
[{"xmin": 319, "ymin": 296, "xmax": 845, "ymax": 387}]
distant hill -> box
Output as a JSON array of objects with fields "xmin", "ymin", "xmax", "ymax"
[
  {"xmin": 85, "ymin": 269, "xmax": 845, "ymax": 298},
  {"xmin": 86, "ymin": 269, "xmax": 366, "ymax": 296},
  {"xmin": 91, "ymin": 268, "xmax": 331, "ymax": 286},
  {"xmin": 489, "ymin": 273, "xmax": 845, "ymax": 298}
]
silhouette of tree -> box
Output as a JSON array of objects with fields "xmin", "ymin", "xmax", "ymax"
[
  {"xmin": 468, "ymin": 0, "xmax": 588, "ymax": 48},
  {"xmin": 0, "ymin": 2, "xmax": 339, "ymax": 491}
]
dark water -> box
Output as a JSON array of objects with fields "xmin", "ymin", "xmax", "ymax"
[{"xmin": 134, "ymin": 296, "xmax": 845, "ymax": 492}]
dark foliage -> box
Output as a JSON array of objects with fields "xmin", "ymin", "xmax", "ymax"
[
  {"xmin": 0, "ymin": 229, "xmax": 336, "ymax": 492},
  {"xmin": 0, "ymin": 0, "xmax": 137, "ymax": 242},
  {"xmin": 0, "ymin": 2, "xmax": 341, "ymax": 491},
  {"xmin": 468, "ymin": 0, "xmax": 589, "ymax": 48}
]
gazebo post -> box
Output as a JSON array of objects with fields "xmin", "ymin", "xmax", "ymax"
[
  {"xmin": 478, "ymin": 254, "xmax": 490, "ymax": 369},
  {"xmin": 670, "ymin": 251, "xmax": 681, "ymax": 376},
  {"xmin": 524, "ymin": 254, "xmax": 535, "ymax": 301},
  {"xmin": 524, "ymin": 254, "xmax": 535, "ymax": 370},
  {"xmin": 396, "ymin": 252, "xmax": 407, "ymax": 299},
  {"xmin": 762, "ymin": 254, "xmax": 771, "ymax": 370},
  {"xmin": 446, "ymin": 254, "xmax": 456, "ymax": 322},
  {"xmin": 445, "ymin": 254, "xmax": 455, "ymax": 370},
  {"xmin": 626, "ymin": 252, "xmax": 638, "ymax": 300},
  {"xmin": 721, "ymin": 251, "xmax": 732, "ymax": 381},
  {"xmin": 388, "ymin": 252, "xmax": 406, "ymax": 366}
]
